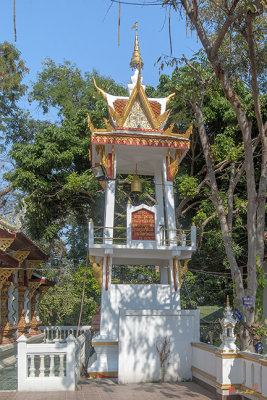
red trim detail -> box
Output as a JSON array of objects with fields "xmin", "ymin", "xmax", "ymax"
[
  {"xmin": 97, "ymin": 373, "xmax": 118, "ymax": 378},
  {"xmin": 108, "ymin": 153, "xmax": 113, "ymax": 179},
  {"xmin": 91, "ymin": 134, "xmax": 189, "ymax": 149},
  {"xmin": 173, "ymin": 259, "xmax": 177, "ymax": 292},
  {"xmin": 115, "ymin": 127, "xmax": 163, "ymax": 133}
]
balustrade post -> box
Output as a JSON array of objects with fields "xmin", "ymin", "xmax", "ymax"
[
  {"xmin": 39, "ymin": 354, "xmax": 45, "ymax": 377},
  {"xmin": 29, "ymin": 355, "xmax": 35, "ymax": 377},
  {"xmin": 17, "ymin": 334, "xmax": 28, "ymax": 391},
  {"xmin": 49, "ymin": 354, "xmax": 55, "ymax": 377},
  {"xmin": 66, "ymin": 334, "xmax": 78, "ymax": 390}
]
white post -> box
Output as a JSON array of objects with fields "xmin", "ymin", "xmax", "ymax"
[
  {"xmin": 88, "ymin": 220, "xmax": 94, "ymax": 247},
  {"xmin": 104, "ymin": 180, "xmax": 116, "ymax": 244},
  {"xmin": 154, "ymin": 169, "xmax": 165, "ymax": 246},
  {"xmin": 162, "ymin": 158, "xmax": 177, "ymax": 246},
  {"xmin": 17, "ymin": 334, "xmax": 28, "ymax": 391},
  {"xmin": 66, "ymin": 334, "xmax": 78, "ymax": 391}
]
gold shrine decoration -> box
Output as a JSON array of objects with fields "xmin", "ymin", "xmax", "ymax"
[
  {"xmin": 27, "ymin": 260, "xmax": 42, "ymax": 280},
  {"xmin": 0, "ymin": 238, "xmax": 15, "ymax": 251},
  {"xmin": 178, "ymin": 259, "xmax": 190, "ymax": 289},
  {"xmin": 14, "ymin": 250, "xmax": 30, "ymax": 263},
  {"xmin": 163, "ymin": 122, "xmax": 193, "ymax": 138},
  {"xmin": 28, "ymin": 281, "xmax": 42, "ymax": 299},
  {"xmin": 87, "ymin": 113, "xmax": 111, "ymax": 134},
  {"xmin": 167, "ymin": 149, "xmax": 181, "ymax": 181},
  {"xmin": 95, "ymin": 144, "xmax": 115, "ymax": 180},
  {"xmin": 90, "ymin": 256, "xmax": 103, "ymax": 289},
  {"xmin": 0, "ymin": 269, "xmax": 14, "ymax": 290},
  {"xmin": 130, "ymin": 21, "xmax": 144, "ymax": 70}
]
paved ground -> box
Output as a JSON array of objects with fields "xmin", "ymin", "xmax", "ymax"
[
  {"xmin": 0, "ymin": 379, "xmax": 217, "ymax": 400},
  {"xmin": 0, "ymin": 365, "xmax": 16, "ymax": 390}
]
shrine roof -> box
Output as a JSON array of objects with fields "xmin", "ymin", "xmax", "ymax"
[
  {"xmin": 0, "ymin": 227, "xmax": 16, "ymax": 239},
  {"xmin": 9, "ymin": 232, "xmax": 48, "ymax": 261},
  {"xmin": 0, "ymin": 249, "xmax": 20, "ymax": 269},
  {"xmin": 29, "ymin": 272, "xmax": 55, "ymax": 286}
]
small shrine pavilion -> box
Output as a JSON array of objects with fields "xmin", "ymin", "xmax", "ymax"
[
  {"xmin": 87, "ymin": 24, "xmax": 199, "ymax": 383},
  {"xmin": 0, "ymin": 221, "xmax": 53, "ymax": 345}
]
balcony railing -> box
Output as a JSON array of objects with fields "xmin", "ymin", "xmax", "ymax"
[{"xmin": 89, "ymin": 222, "xmax": 196, "ymax": 249}]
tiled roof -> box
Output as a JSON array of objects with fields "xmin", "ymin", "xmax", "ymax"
[
  {"xmin": 113, "ymin": 99, "xmax": 162, "ymax": 118},
  {"xmin": 113, "ymin": 99, "xmax": 128, "ymax": 115},
  {"xmin": 150, "ymin": 101, "xmax": 161, "ymax": 117}
]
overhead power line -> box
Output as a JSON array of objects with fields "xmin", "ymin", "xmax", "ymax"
[{"xmin": 110, "ymin": 0, "xmax": 164, "ymax": 5}]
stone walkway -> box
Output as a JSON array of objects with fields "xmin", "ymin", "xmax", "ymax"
[{"xmin": 0, "ymin": 380, "xmax": 217, "ymax": 400}]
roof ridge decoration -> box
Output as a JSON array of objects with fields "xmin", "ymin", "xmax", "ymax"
[
  {"xmin": 130, "ymin": 21, "xmax": 143, "ymax": 70},
  {"xmin": 86, "ymin": 27, "xmax": 193, "ymax": 139}
]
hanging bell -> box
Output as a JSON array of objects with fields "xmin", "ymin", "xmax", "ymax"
[
  {"xmin": 131, "ymin": 174, "xmax": 142, "ymax": 193},
  {"xmin": 131, "ymin": 165, "xmax": 142, "ymax": 193}
]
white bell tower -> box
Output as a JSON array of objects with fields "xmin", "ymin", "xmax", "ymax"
[{"xmin": 87, "ymin": 24, "xmax": 197, "ymax": 380}]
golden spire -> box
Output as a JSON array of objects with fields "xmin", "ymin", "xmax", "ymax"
[{"xmin": 130, "ymin": 21, "xmax": 144, "ymax": 70}]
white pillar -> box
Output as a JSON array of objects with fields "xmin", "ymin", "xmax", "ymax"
[
  {"xmin": 103, "ymin": 152, "xmax": 117, "ymax": 244},
  {"xmin": 154, "ymin": 169, "xmax": 165, "ymax": 228},
  {"xmin": 17, "ymin": 334, "xmax": 28, "ymax": 391},
  {"xmin": 162, "ymin": 158, "xmax": 177, "ymax": 245},
  {"xmin": 66, "ymin": 334, "xmax": 78, "ymax": 390}
]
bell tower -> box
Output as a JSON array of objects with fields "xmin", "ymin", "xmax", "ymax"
[{"xmin": 87, "ymin": 25, "xmax": 197, "ymax": 380}]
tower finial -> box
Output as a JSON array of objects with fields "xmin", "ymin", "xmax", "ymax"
[{"xmin": 130, "ymin": 20, "xmax": 144, "ymax": 70}]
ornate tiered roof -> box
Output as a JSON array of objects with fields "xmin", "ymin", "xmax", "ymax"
[{"xmin": 87, "ymin": 25, "xmax": 192, "ymax": 141}]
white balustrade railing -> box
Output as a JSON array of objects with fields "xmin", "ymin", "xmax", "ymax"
[
  {"xmin": 40, "ymin": 325, "xmax": 91, "ymax": 343},
  {"xmin": 17, "ymin": 332, "xmax": 88, "ymax": 391},
  {"xmin": 191, "ymin": 342, "xmax": 267, "ymax": 399}
]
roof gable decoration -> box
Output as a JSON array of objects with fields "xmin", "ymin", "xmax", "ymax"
[{"xmin": 86, "ymin": 25, "xmax": 193, "ymax": 141}]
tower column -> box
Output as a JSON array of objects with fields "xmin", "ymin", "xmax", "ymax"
[
  {"xmin": 162, "ymin": 158, "xmax": 177, "ymax": 245},
  {"xmin": 103, "ymin": 152, "xmax": 117, "ymax": 244}
]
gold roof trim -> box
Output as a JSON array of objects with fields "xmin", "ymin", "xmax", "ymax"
[
  {"xmin": 166, "ymin": 92, "xmax": 175, "ymax": 105},
  {"xmin": 93, "ymin": 78, "xmax": 107, "ymax": 101},
  {"xmin": 87, "ymin": 113, "xmax": 110, "ymax": 134}
]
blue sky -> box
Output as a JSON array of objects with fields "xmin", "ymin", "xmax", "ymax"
[{"xmin": 1, "ymin": 0, "xmax": 200, "ymax": 100}]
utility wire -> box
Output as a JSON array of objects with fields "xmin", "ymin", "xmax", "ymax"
[{"xmin": 110, "ymin": 0, "xmax": 163, "ymax": 5}]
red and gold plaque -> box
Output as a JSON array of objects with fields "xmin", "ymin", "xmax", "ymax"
[{"xmin": 131, "ymin": 209, "xmax": 155, "ymax": 241}]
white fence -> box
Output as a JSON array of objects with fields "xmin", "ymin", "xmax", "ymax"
[
  {"xmin": 17, "ymin": 333, "xmax": 87, "ymax": 391},
  {"xmin": 40, "ymin": 325, "xmax": 91, "ymax": 343},
  {"xmin": 191, "ymin": 342, "xmax": 267, "ymax": 399}
]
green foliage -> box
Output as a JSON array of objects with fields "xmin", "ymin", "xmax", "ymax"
[
  {"xmin": 112, "ymin": 265, "xmax": 160, "ymax": 284},
  {"xmin": 6, "ymin": 60, "xmax": 126, "ymax": 240},
  {"xmin": 176, "ymin": 174, "xmax": 198, "ymax": 198},
  {"xmin": 39, "ymin": 262, "xmax": 100, "ymax": 326},
  {"xmin": 211, "ymin": 134, "xmax": 243, "ymax": 162},
  {"xmin": 255, "ymin": 259, "xmax": 267, "ymax": 321},
  {"xmin": 180, "ymin": 270, "xmax": 233, "ymax": 309}
]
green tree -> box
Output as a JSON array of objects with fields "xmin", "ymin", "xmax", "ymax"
[
  {"xmin": 5, "ymin": 59, "xmax": 127, "ymax": 241},
  {"xmin": 163, "ymin": 0, "xmax": 267, "ymax": 350}
]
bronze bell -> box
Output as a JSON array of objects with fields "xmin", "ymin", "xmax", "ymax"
[{"xmin": 131, "ymin": 165, "xmax": 142, "ymax": 193}]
